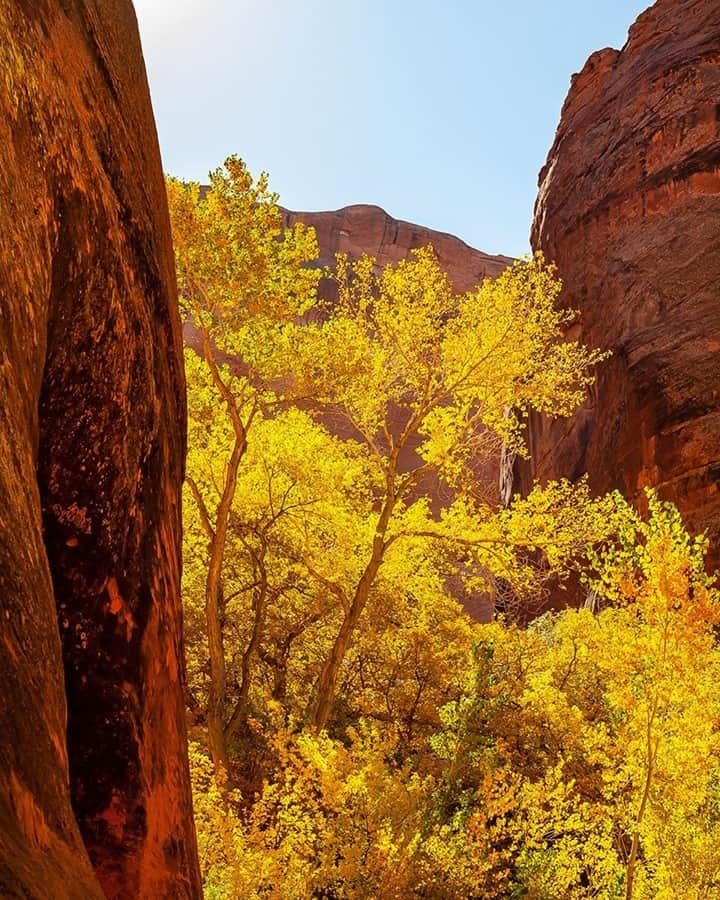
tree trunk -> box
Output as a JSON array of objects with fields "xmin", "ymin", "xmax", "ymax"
[
  {"xmin": 203, "ymin": 432, "xmax": 246, "ymax": 792},
  {"xmin": 626, "ymin": 704, "xmax": 659, "ymax": 900},
  {"xmin": 205, "ymin": 575, "xmax": 232, "ymax": 793},
  {"xmin": 311, "ymin": 468, "xmax": 401, "ymax": 731},
  {"xmin": 312, "ymin": 531, "xmax": 388, "ymax": 730},
  {"xmin": 272, "ymin": 664, "xmax": 288, "ymax": 702},
  {"xmin": 206, "ymin": 706, "xmax": 233, "ymax": 793}
]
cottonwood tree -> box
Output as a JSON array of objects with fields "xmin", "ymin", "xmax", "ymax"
[
  {"xmin": 300, "ymin": 248, "xmax": 610, "ymax": 729},
  {"xmin": 182, "ymin": 403, "xmax": 377, "ymax": 749},
  {"xmin": 172, "ymin": 161, "xmax": 611, "ymax": 772},
  {"xmin": 428, "ymin": 493, "xmax": 720, "ymax": 898},
  {"xmin": 188, "ymin": 493, "xmax": 720, "ymax": 898},
  {"xmin": 167, "ymin": 157, "xmax": 320, "ymax": 788},
  {"xmin": 184, "ymin": 387, "xmax": 480, "ymax": 760},
  {"xmin": 588, "ymin": 493, "xmax": 720, "ymax": 899}
]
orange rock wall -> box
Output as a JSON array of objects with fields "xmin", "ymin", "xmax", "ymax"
[
  {"xmin": 517, "ymin": 0, "xmax": 720, "ymax": 570},
  {"xmin": 282, "ymin": 203, "xmax": 511, "ymax": 293},
  {"xmin": 0, "ymin": 1, "xmax": 200, "ymax": 897}
]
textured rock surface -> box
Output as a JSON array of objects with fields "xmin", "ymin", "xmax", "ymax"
[
  {"xmin": 282, "ymin": 204, "xmax": 512, "ymax": 292},
  {"xmin": 0, "ymin": 1, "xmax": 200, "ymax": 897},
  {"xmin": 517, "ymin": 0, "xmax": 720, "ymax": 570}
]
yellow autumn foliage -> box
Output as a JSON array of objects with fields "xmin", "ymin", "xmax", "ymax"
[{"xmin": 169, "ymin": 158, "xmax": 720, "ymax": 899}]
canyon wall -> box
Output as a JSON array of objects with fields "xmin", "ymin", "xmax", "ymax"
[
  {"xmin": 282, "ymin": 204, "xmax": 511, "ymax": 293},
  {"xmin": 517, "ymin": 0, "xmax": 720, "ymax": 570},
  {"xmin": 0, "ymin": 1, "xmax": 200, "ymax": 897}
]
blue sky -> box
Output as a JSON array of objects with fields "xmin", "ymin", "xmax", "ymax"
[{"xmin": 133, "ymin": 0, "xmax": 648, "ymax": 257}]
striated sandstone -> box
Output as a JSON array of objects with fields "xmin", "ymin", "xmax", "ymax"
[
  {"xmin": 517, "ymin": 0, "xmax": 720, "ymax": 571},
  {"xmin": 0, "ymin": 1, "xmax": 200, "ymax": 897}
]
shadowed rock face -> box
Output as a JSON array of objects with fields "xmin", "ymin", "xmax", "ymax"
[
  {"xmin": 0, "ymin": 1, "xmax": 200, "ymax": 897},
  {"xmin": 517, "ymin": 0, "xmax": 720, "ymax": 570},
  {"xmin": 282, "ymin": 204, "xmax": 511, "ymax": 293}
]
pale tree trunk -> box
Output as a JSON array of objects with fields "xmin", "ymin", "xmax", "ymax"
[
  {"xmin": 202, "ymin": 431, "xmax": 246, "ymax": 793},
  {"xmin": 626, "ymin": 615, "xmax": 671, "ymax": 899},
  {"xmin": 192, "ymin": 329, "xmax": 255, "ymax": 794},
  {"xmin": 626, "ymin": 696, "xmax": 660, "ymax": 900}
]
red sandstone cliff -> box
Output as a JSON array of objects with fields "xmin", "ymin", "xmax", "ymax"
[
  {"xmin": 0, "ymin": 1, "xmax": 200, "ymax": 897},
  {"xmin": 282, "ymin": 204, "xmax": 511, "ymax": 292},
  {"xmin": 517, "ymin": 0, "xmax": 720, "ymax": 570}
]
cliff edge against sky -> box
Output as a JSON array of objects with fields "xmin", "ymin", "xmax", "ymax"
[{"xmin": 517, "ymin": 0, "xmax": 720, "ymax": 570}]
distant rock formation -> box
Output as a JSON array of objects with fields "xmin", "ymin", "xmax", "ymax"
[
  {"xmin": 0, "ymin": 1, "xmax": 200, "ymax": 897},
  {"xmin": 517, "ymin": 0, "xmax": 720, "ymax": 571},
  {"xmin": 282, "ymin": 204, "xmax": 512, "ymax": 292}
]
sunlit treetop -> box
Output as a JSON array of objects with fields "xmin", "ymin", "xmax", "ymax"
[
  {"xmin": 301, "ymin": 248, "xmax": 608, "ymax": 496},
  {"xmin": 166, "ymin": 155, "xmax": 321, "ymax": 370}
]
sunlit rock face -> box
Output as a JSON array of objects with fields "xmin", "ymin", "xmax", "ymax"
[
  {"xmin": 517, "ymin": 0, "xmax": 720, "ymax": 570},
  {"xmin": 0, "ymin": 1, "xmax": 200, "ymax": 897},
  {"xmin": 282, "ymin": 204, "xmax": 511, "ymax": 294}
]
